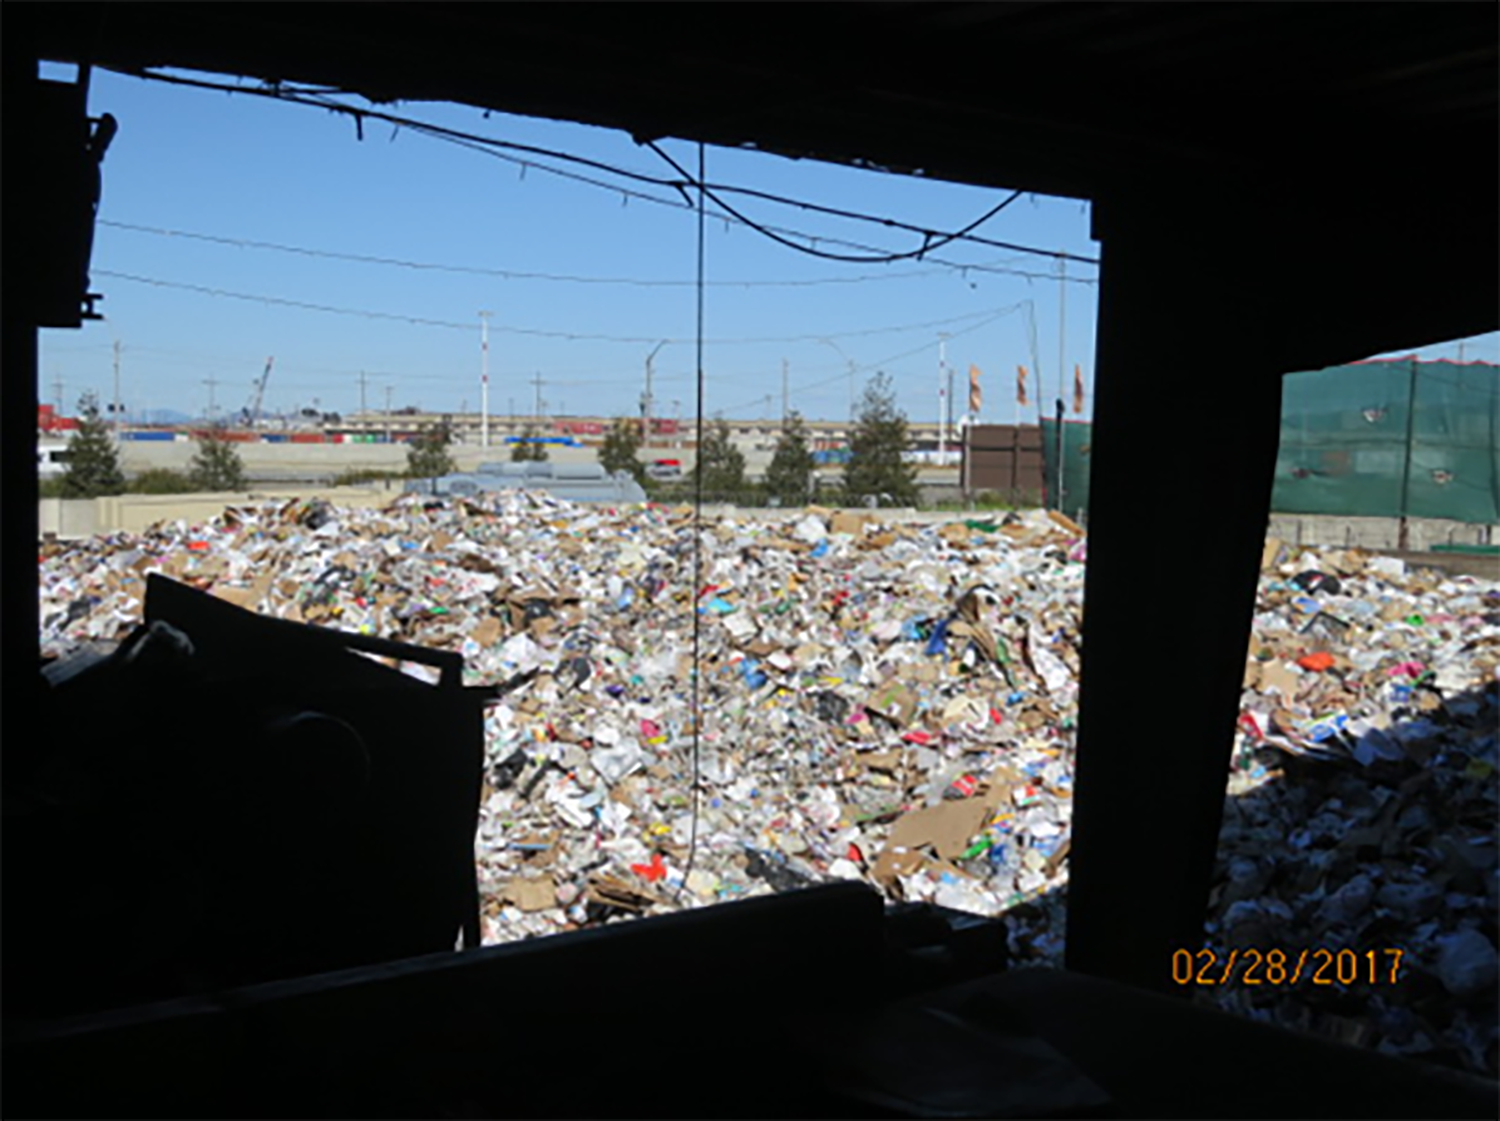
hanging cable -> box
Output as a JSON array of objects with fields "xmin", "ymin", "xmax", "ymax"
[
  {"xmin": 678, "ymin": 141, "xmax": 708, "ymax": 905},
  {"xmin": 96, "ymin": 219, "xmax": 1088, "ymax": 288},
  {"xmin": 93, "ymin": 269, "xmax": 1018, "ymax": 345},
  {"xmin": 648, "ymin": 140, "xmax": 1029, "ymax": 265},
  {"xmin": 713, "ymin": 304, "xmax": 1023, "ymax": 416},
  {"xmin": 110, "ymin": 67, "xmax": 1100, "ymax": 266}
]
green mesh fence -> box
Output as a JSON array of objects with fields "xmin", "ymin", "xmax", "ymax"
[
  {"xmin": 1044, "ymin": 360, "xmax": 1499, "ymax": 524},
  {"xmin": 1038, "ymin": 418, "xmax": 1092, "ymax": 520}
]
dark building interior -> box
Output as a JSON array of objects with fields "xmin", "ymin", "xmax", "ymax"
[{"xmin": 5, "ymin": 5, "xmax": 1497, "ymax": 1117}]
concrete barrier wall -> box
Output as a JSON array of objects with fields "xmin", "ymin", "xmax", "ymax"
[
  {"xmin": 38, "ymin": 497, "xmax": 101, "ymax": 539},
  {"xmin": 40, "ymin": 487, "xmax": 396, "ymax": 539},
  {"xmin": 37, "ymin": 487, "xmax": 1497, "ymax": 554},
  {"xmin": 1267, "ymin": 514, "xmax": 1495, "ymax": 552}
]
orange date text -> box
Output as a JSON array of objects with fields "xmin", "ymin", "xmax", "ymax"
[{"xmin": 1171, "ymin": 948, "xmax": 1405, "ymax": 987}]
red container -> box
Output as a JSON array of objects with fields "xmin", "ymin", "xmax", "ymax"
[{"xmin": 290, "ymin": 432, "xmax": 326, "ymax": 444}]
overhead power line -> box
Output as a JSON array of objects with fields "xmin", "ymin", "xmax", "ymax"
[
  {"xmin": 649, "ymin": 140, "xmax": 1024, "ymax": 265},
  {"xmin": 715, "ymin": 304, "xmax": 1023, "ymax": 415},
  {"xmin": 110, "ymin": 67, "xmax": 1101, "ymax": 267},
  {"xmin": 93, "ymin": 269, "xmax": 1017, "ymax": 345},
  {"xmin": 97, "ymin": 219, "xmax": 1093, "ymax": 288}
]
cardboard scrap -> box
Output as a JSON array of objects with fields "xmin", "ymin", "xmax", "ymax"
[
  {"xmin": 1045, "ymin": 510, "xmax": 1084, "ymax": 536},
  {"xmin": 871, "ymin": 846, "xmax": 928, "ymax": 888},
  {"xmin": 503, "ymin": 877, "xmax": 557, "ymax": 913},
  {"xmin": 471, "ymin": 615, "xmax": 504, "ymax": 649},
  {"xmin": 866, "ymin": 682, "xmax": 919, "ymax": 727},
  {"xmin": 586, "ymin": 874, "xmax": 660, "ymax": 913},
  {"xmin": 830, "ymin": 512, "xmax": 871, "ymax": 537},
  {"xmin": 1258, "ymin": 661, "xmax": 1302, "ymax": 699},
  {"xmin": 884, "ymin": 798, "xmax": 994, "ymax": 862}
]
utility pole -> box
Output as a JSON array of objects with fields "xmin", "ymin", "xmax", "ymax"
[
  {"xmin": 532, "ymin": 371, "xmax": 544, "ymax": 423},
  {"xmin": 112, "ymin": 340, "xmax": 122, "ymax": 443},
  {"xmin": 1058, "ymin": 258, "xmax": 1067, "ymax": 515},
  {"xmin": 358, "ymin": 370, "xmax": 368, "ymax": 419},
  {"xmin": 938, "ymin": 333, "xmax": 950, "ymax": 461},
  {"xmin": 52, "ymin": 374, "xmax": 65, "ymax": 415},
  {"xmin": 479, "ymin": 310, "xmax": 492, "ymax": 449},
  {"xmin": 945, "ymin": 364, "xmax": 956, "ymax": 455},
  {"xmin": 203, "ymin": 377, "xmax": 219, "ymax": 426},
  {"xmin": 817, "ymin": 338, "xmax": 857, "ymax": 427},
  {"xmin": 782, "ymin": 357, "xmax": 789, "ymax": 429},
  {"xmin": 645, "ymin": 340, "xmax": 668, "ymax": 452},
  {"xmin": 385, "ymin": 385, "xmax": 393, "ymax": 444}
]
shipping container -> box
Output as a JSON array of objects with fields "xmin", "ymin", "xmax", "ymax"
[
  {"xmin": 262, "ymin": 433, "xmax": 290, "ymax": 443},
  {"xmin": 289, "ymin": 433, "xmax": 326, "ymax": 444}
]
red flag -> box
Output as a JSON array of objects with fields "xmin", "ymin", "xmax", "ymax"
[
  {"xmin": 1073, "ymin": 365, "xmax": 1085, "ymax": 415},
  {"xmin": 1016, "ymin": 365, "xmax": 1029, "ymax": 407},
  {"xmin": 968, "ymin": 364, "xmax": 982, "ymax": 415}
]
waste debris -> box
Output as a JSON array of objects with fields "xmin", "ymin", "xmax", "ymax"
[{"xmin": 36, "ymin": 500, "xmax": 1500, "ymax": 1076}]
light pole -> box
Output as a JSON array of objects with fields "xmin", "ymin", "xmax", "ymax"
[
  {"xmin": 644, "ymin": 340, "xmax": 669, "ymax": 451},
  {"xmin": 818, "ymin": 338, "xmax": 857, "ymax": 430},
  {"xmin": 479, "ymin": 310, "xmax": 492, "ymax": 449},
  {"xmin": 938, "ymin": 333, "xmax": 951, "ymax": 461}
]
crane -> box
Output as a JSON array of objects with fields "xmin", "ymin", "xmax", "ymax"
[{"xmin": 240, "ymin": 357, "xmax": 274, "ymax": 429}]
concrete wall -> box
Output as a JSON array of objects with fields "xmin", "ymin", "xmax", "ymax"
[
  {"xmin": 39, "ymin": 483, "xmax": 1497, "ymax": 558},
  {"xmin": 1267, "ymin": 513, "xmax": 1495, "ymax": 552},
  {"xmin": 40, "ymin": 487, "xmax": 396, "ymax": 540}
]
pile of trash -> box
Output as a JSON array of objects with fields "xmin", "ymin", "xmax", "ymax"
[
  {"xmin": 37, "ymin": 494, "xmax": 1499, "ymax": 1076},
  {"xmin": 38, "ymin": 495, "xmax": 1088, "ymax": 944},
  {"xmin": 1205, "ymin": 542, "xmax": 1500, "ymax": 1076}
]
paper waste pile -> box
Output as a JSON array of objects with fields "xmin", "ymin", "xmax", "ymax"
[{"xmin": 37, "ymin": 494, "xmax": 1499, "ymax": 1075}]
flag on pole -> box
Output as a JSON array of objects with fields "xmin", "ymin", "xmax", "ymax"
[
  {"xmin": 1016, "ymin": 365, "xmax": 1029, "ymax": 407},
  {"xmin": 968, "ymin": 364, "xmax": 982, "ymax": 415},
  {"xmin": 1073, "ymin": 365, "xmax": 1085, "ymax": 415}
]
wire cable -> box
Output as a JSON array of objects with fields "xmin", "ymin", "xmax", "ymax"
[
  {"xmin": 111, "ymin": 67, "xmax": 1100, "ymax": 266},
  {"xmin": 97, "ymin": 219, "xmax": 1085, "ymax": 289},
  {"xmin": 93, "ymin": 269, "xmax": 1017, "ymax": 346},
  {"xmin": 714, "ymin": 304, "xmax": 1023, "ymax": 415},
  {"xmin": 678, "ymin": 140, "xmax": 707, "ymax": 906},
  {"xmin": 648, "ymin": 140, "xmax": 1028, "ymax": 265}
]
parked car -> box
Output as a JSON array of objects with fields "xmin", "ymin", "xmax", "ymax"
[{"xmin": 645, "ymin": 459, "xmax": 683, "ymax": 481}]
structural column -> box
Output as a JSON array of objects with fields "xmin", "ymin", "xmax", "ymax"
[
  {"xmin": 3, "ymin": 34, "xmax": 42, "ymax": 763},
  {"xmin": 1065, "ymin": 185, "xmax": 1283, "ymax": 992},
  {"xmin": 1064, "ymin": 153, "xmax": 1498, "ymax": 992}
]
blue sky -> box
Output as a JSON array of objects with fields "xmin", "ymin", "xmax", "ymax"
[{"xmin": 39, "ymin": 64, "xmax": 1498, "ymax": 427}]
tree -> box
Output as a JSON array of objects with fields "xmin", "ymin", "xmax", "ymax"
[
  {"xmin": 844, "ymin": 372, "xmax": 919, "ymax": 507},
  {"xmin": 599, "ymin": 417, "xmax": 644, "ymax": 483},
  {"xmin": 407, "ymin": 423, "xmax": 456, "ymax": 479},
  {"xmin": 695, "ymin": 417, "xmax": 747, "ymax": 502},
  {"xmin": 765, "ymin": 410, "xmax": 816, "ymax": 507},
  {"xmin": 188, "ymin": 431, "xmax": 247, "ymax": 492},
  {"xmin": 130, "ymin": 467, "xmax": 195, "ymax": 495},
  {"xmin": 511, "ymin": 425, "xmax": 549, "ymax": 462},
  {"xmin": 59, "ymin": 391, "xmax": 126, "ymax": 498}
]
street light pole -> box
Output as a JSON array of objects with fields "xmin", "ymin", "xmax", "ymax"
[
  {"xmin": 644, "ymin": 340, "xmax": 669, "ymax": 451},
  {"xmin": 818, "ymin": 337, "xmax": 858, "ymax": 437},
  {"xmin": 479, "ymin": 310, "xmax": 492, "ymax": 449},
  {"xmin": 938, "ymin": 333, "xmax": 950, "ymax": 461}
]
